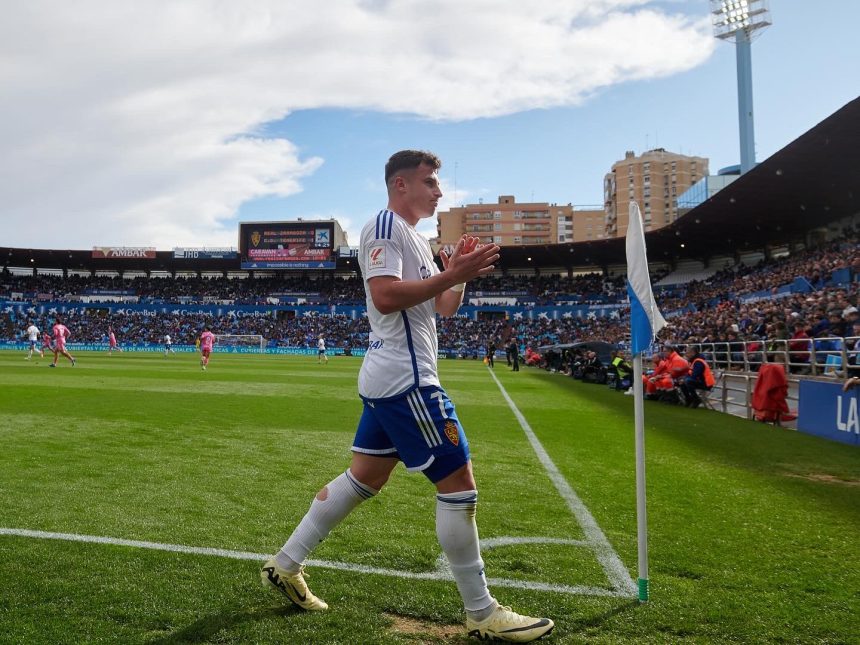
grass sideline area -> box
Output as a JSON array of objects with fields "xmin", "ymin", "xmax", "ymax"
[{"xmin": 0, "ymin": 350, "xmax": 858, "ymax": 643}]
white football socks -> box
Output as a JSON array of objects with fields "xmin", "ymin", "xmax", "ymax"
[
  {"xmin": 436, "ymin": 490, "xmax": 495, "ymax": 616},
  {"xmin": 277, "ymin": 469, "xmax": 377, "ymax": 572}
]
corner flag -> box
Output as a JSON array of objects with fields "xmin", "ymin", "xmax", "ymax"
[
  {"xmin": 626, "ymin": 201, "xmax": 666, "ymax": 355},
  {"xmin": 624, "ymin": 200, "xmax": 665, "ymax": 603}
]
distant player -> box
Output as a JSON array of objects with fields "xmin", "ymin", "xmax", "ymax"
[
  {"xmin": 41, "ymin": 332, "xmax": 53, "ymax": 357},
  {"xmin": 317, "ymin": 336, "xmax": 328, "ymax": 364},
  {"xmin": 49, "ymin": 316, "xmax": 75, "ymax": 368},
  {"xmin": 199, "ymin": 327, "xmax": 215, "ymax": 370},
  {"xmin": 164, "ymin": 333, "xmax": 175, "ymax": 356},
  {"xmin": 108, "ymin": 326, "xmax": 121, "ymax": 355},
  {"xmin": 25, "ymin": 320, "xmax": 41, "ymax": 360}
]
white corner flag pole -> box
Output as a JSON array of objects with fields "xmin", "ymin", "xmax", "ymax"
[
  {"xmin": 626, "ymin": 201, "xmax": 666, "ymax": 603},
  {"xmin": 633, "ymin": 352, "xmax": 648, "ymax": 602}
]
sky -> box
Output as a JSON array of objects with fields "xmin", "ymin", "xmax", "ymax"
[{"xmin": 2, "ymin": 1, "xmax": 858, "ymax": 250}]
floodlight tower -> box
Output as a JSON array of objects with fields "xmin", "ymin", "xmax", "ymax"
[{"xmin": 710, "ymin": 0, "xmax": 772, "ymax": 174}]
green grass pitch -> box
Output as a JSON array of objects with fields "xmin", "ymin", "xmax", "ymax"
[{"xmin": 0, "ymin": 350, "xmax": 858, "ymax": 643}]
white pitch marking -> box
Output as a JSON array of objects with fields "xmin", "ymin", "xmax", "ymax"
[
  {"xmin": 0, "ymin": 527, "xmax": 628, "ymax": 598},
  {"xmin": 487, "ymin": 368, "xmax": 638, "ymax": 597}
]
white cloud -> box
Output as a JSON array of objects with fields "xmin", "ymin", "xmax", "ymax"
[{"xmin": 0, "ymin": 1, "xmax": 714, "ymax": 250}]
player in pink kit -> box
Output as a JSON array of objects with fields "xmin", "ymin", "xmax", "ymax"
[
  {"xmin": 41, "ymin": 332, "xmax": 53, "ymax": 356},
  {"xmin": 108, "ymin": 326, "xmax": 121, "ymax": 355},
  {"xmin": 199, "ymin": 326, "xmax": 215, "ymax": 370},
  {"xmin": 49, "ymin": 316, "xmax": 75, "ymax": 368}
]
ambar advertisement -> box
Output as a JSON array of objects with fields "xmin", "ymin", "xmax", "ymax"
[{"xmin": 239, "ymin": 222, "xmax": 335, "ymax": 269}]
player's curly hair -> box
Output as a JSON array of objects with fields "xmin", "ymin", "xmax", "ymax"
[{"xmin": 384, "ymin": 150, "xmax": 441, "ymax": 186}]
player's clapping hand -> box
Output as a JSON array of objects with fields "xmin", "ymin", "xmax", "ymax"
[{"xmin": 439, "ymin": 234, "xmax": 499, "ymax": 283}]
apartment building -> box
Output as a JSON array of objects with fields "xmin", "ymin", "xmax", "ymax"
[
  {"xmin": 604, "ymin": 149, "xmax": 708, "ymax": 237},
  {"xmin": 437, "ymin": 196, "xmax": 604, "ymax": 247}
]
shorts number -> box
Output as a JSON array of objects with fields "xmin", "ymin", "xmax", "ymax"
[{"xmin": 430, "ymin": 391, "xmax": 448, "ymax": 420}]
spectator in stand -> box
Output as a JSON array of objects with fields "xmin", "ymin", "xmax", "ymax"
[
  {"xmin": 810, "ymin": 308, "xmax": 831, "ymax": 338},
  {"xmin": 788, "ymin": 322, "xmax": 811, "ymax": 373},
  {"xmin": 828, "ymin": 311, "xmax": 848, "ymax": 338}
]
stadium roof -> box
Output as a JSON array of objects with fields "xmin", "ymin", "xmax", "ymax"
[
  {"xmin": 493, "ymin": 95, "xmax": 860, "ymax": 270},
  {"xmin": 3, "ymin": 96, "xmax": 858, "ymax": 274}
]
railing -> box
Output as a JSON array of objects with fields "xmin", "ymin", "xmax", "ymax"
[
  {"xmin": 665, "ymin": 337, "xmax": 860, "ymax": 427},
  {"xmin": 699, "ymin": 371, "xmax": 800, "ymax": 426},
  {"xmin": 672, "ymin": 337, "xmax": 857, "ymax": 378}
]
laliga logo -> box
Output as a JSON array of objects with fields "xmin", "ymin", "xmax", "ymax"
[
  {"xmin": 836, "ymin": 395, "xmax": 860, "ymax": 435},
  {"xmin": 370, "ymin": 248, "xmax": 383, "ymax": 262}
]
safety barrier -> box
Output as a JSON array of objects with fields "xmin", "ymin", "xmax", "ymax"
[
  {"xmin": 669, "ymin": 337, "xmax": 857, "ymax": 377},
  {"xmin": 666, "ymin": 336, "xmax": 860, "ymax": 431}
]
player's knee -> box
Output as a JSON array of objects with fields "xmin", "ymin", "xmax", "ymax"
[
  {"xmin": 354, "ymin": 471, "xmax": 390, "ymax": 491},
  {"xmin": 434, "ymin": 462, "xmax": 476, "ymax": 494}
]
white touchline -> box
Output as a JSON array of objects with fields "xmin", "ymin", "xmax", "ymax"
[
  {"xmin": 487, "ymin": 368, "xmax": 639, "ymax": 597},
  {"xmin": 0, "ymin": 527, "xmax": 627, "ymax": 598}
]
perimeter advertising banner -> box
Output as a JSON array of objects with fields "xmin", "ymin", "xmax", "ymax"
[
  {"xmin": 92, "ymin": 247, "xmax": 156, "ymax": 259},
  {"xmin": 239, "ymin": 221, "xmax": 335, "ymax": 269},
  {"xmin": 797, "ymin": 380, "xmax": 860, "ymax": 446},
  {"xmin": 173, "ymin": 247, "xmax": 238, "ymax": 260}
]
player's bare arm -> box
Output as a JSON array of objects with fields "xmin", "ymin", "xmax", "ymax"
[{"xmin": 368, "ymin": 237, "xmax": 499, "ymax": 315}]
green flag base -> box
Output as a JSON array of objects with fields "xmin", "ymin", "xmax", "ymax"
[{"xmin": 638, "ymin": 578, "xmax": 649, "ymax": 602}]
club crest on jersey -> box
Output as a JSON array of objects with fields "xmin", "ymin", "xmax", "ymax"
[
  {"xmin": 444, "ymin": 420, "xmax": 459, "ymax": 446},
  {"xmin": 369, "ymin": 245, "xmax": 386, "ymax": 269},
  {"xmin": 419, "ymin": 265, "xmax": 431, "ymax": 280}
]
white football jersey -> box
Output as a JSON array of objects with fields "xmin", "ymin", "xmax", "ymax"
[
  {"xmin": 26, "ymin": 325, "xmax": 40, "ymax": 341},
  {"xmin": 318, "ymin": 338, "xmax": 325, "ymax": 350},
  {"xmin": 358, "ymin": 209, "xmax": 440, "ymax": 399},
  {"xmin": 164, "ymin": 335, "xmax": 171, "ymax": 344}
]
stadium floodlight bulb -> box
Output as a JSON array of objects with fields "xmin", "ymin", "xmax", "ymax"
[{"xmin": 710, "ymin": 0, "xmax": 771, "ymax": 41}]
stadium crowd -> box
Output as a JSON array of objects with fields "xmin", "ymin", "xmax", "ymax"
[{"xmin": 2, "ymin": 234, "xmax": 857, "ymax": 359}]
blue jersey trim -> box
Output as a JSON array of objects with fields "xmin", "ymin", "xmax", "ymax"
[
  {"xmin": 400, "ymin": 310, "xmax": 420, "ymax": 391},
  {"xmin": 374, "ymin": 209, "xmax": 396, "ymax": 240}
]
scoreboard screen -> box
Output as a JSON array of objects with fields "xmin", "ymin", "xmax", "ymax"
[{"xmin": 239, "ymin": 221, "xmax": 335, "ymax": 269}]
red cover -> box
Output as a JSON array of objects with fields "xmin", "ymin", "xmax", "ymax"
[{"xmin": 752, "ymin": 364, "xmax": 791, "ymax": 420}]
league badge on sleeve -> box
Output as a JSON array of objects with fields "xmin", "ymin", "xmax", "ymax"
[{"xmin": 369, "ymin": 245, "xmax": 386, "ymax": 269}]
